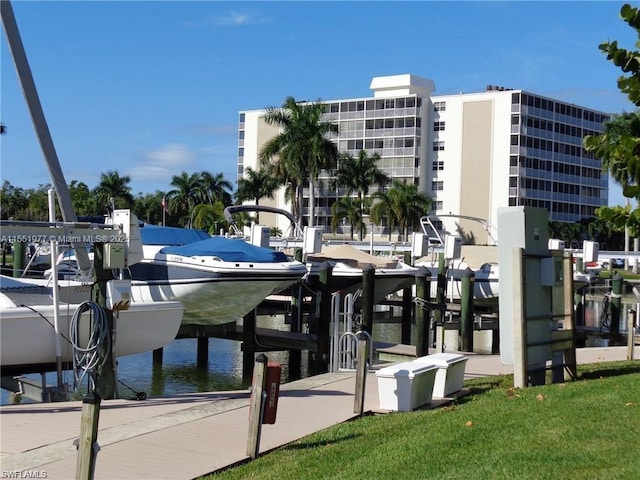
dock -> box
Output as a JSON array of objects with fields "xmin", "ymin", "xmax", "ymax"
[{"xmin": 1, "ymin": 346, "xmax": 637, "ymax": 480}]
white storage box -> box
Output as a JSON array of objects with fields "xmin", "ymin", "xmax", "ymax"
[
  {"xmin": 414, "ymin": 353, "xmax": 468, "ymax": 398},
  {"xmin": 375, "ymin": 361, "xmax": 437, "ymax": 412}
]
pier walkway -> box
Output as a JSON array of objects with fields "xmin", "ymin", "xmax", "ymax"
[{"xmin": 1, "ymin": 346, "xmax": 637, "ymax": 480}]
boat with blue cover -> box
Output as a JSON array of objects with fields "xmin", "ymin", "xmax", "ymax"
[{"xmin": 129, "ymin": 225, "xmax": 308, "ymax": 325}]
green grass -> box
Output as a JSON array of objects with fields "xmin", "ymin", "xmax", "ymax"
[{"xmin": 202, "ymin": 362, "xmax": 640, "ymax": 480}]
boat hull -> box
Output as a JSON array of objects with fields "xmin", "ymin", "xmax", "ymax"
[
  {"xmin": 129, "ymin": 257, "xmax": 306, "ymax": 325},
  {"xmin": 0, "ymin": 300, "xmax": 183, "ymax": 368}
]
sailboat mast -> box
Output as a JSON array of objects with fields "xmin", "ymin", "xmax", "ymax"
[{"xmin": 1, "ymin": 0, "xmax": 92, "ymax": 274}]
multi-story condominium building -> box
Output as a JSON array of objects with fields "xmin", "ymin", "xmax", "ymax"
[{"xmin": 237, "ymin": 74, "xmax": 609, "ymax": 242}]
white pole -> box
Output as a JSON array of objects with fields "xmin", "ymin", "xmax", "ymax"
[{"xmin": 48, "ymin": 188, "xmax": 63, "ymax": 388}]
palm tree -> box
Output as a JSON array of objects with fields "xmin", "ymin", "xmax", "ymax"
[
  {"xmin": 199, "ymin": 171, "xmax": 233, "ymax": 206},
  {"xmin": 93, "ymin": 171, "xmax": 134, "ymax": 212},
  {"xmin": 166, "ymin": 171, "xmax": 205, "ymax": 228},
  {"xmin": 192, "ymin": 202, "xmax": 226, "ymax": 234},
  {"xmin": 236, "ymin": 167, "xmax": 280, "ymax": 223},
  {"xmin": 332, "ymin": 149, "xmax": 390, "ymax": 240},
  {"xmin": 259, "ymin": 96, "xmax": 339, "ymax": 227},
  {"xmin": 370, "ymin": 181, "xmax": 432, "ymax": 241},
  {"xmin": 331, "ymin": 197, "xmax": 366, "ymax": 241}
]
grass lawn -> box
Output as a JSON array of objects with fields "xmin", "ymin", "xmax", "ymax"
[{"xmin": 202, "ymin": 361, "xmax": 640, "ymax": 480}]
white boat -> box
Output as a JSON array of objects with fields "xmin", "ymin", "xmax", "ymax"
[
  {"xmin": 415, "ymin": 214, "xmax": 593, "ymax": 303},
  {"xmin": 0, "ymin": 276, "xmax": 183, "ymax": 370},
  {"xmin": 129, "ymin": 225, "xmax": 308, "ymax": 325},
  {"xmin": 306, "ymin": 244, "xmax": 419, "ymax": 304},
  {"xmin": 224, "ymin": 205, "xmax": 419, "ymax": 303}
]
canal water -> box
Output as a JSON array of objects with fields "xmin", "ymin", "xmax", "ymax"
[
  {"xmin": 0, "ymin": 315, "xmax": 404, "ymax": 405},
  {"xmin": 3, "ymin": 293, "xmax": 636, "ymax": 406}
]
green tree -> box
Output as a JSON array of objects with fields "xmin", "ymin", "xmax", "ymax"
[
  {"xmin": 370, "ymin": 181, "xmax": 432, "ymax": 241},
  {"xmin": 166, "ymin": 171, "xmax": 205, "ymax": 228},
  {"xmin": 69, "ymin": 180, "xmax": 95, "ymax": 216},
  {"xmin": 199, "ymin": 171, "xmax": 233, "ymax": 206},
  {"xmin": 584, "ymin": 4, "xmax": 640, "ymax": 236},
  {"xmin": 260, "ymin": 96, "xmax": 339, "ymax": 227},
  {"xmin": 236, "ymin": 167, "xmax": 280, "ymax": 223},
  {"xmin": 331, "ymin": 197, "xmax": 366, "ymax": 241},
  {"xmin": 192, "ymin": 202, "xmax": 226, "ymax": 234},
  {"xmin": 332, "ymin": 150, "xmax": 390, "ymax": 240},
  {"xmin": 0, "ymin": 181, "xmax": 29, "ymax": 220},
  {"xmin": 93, "ymin": 171, "xmax": 134, "ymax": 213}
]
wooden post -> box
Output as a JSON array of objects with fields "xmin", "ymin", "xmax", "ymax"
[
  {"xmin": 435, "ymin": 253, "xmax": 447, "ymax": 326},
  {"xmin": 353, "ymin": 332, "xmax": 369, "ymax": 415},
  {"xmin": 312, "ymin": 262, "xmax": 333, "ymax": 374},
  {"xmin": 460, "ymin": 267, "xmax": 475, "ymax": 352},
  {"xmin": 361, "ymin": 264, "xmax": 375, "ymax": 334},
  {"xmin": 401, "ymin": 252, "xmax": 413, "ymax": 345},
  {"xmin": 152, "ymin": 348, "xmax": 163, "ymax": 365},
  {"xmin": 92, "ymin": 243, "xmax": 115, "ymax": 399},
  {"xmin": 242, "ymin": 310, "xmax": 257, "ymax": 385},
  {"xmin": 562, "ymin": 252, "xmax": 577, "ymax": 381},
  {"xmin": 289, "ymin": 247, "xmax": 303, "ymax": 379},
  {"xmin": 627, "ymin": 309, "xmax": 636, "ymax": 361},
  {"xmin": 247, "ymin": 354, "xmax": 268, "ymax": 459},
  {"xmin": 75, "ymin": 392, "xmax": 101, "ymax": 480},
  {"xmin": 196, "ymin": 337, "xmax": 209, "ymax": 369},
  {"xmin": 415, "ymin": 267, "xmax": 429, "ymax": 357},
  {"xmin": 611, "ymin": 273, "xmax": 623, "ymax": 344}
]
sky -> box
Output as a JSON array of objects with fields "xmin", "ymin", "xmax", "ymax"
[{"xmin": 1, "ymin": 1, "xmax": 638, "ymax": 207}]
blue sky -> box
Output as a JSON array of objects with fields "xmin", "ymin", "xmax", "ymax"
[{"xmin": 1, "ymin": 1, "xmax": 638, "ymax": 206}]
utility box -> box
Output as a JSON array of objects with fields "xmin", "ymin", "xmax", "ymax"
[
  {"xmin": 411, "ymin": 232, "xmax": 429, "ymax": 258},
  {"xmin": 303, "ymin": 227, "xmax": 322, "ymax": 255},
  {"xmin": 444, "ymin": 235, "xmax": 462, "ymax": 259},
  {"xmin": 414, "ymin": 353, "xmax": 468, "ymax": 398},
  {"xmin": 375, "ymin": 361, "xmax": 437, "ymax": 412},
  {"xmin": 583, "ymin": 240, "xmax": 599, "ymax": 263},
  {"xmin": 250, "ymin": 225, "xmax": 270, "ymax": 248},
  {"xmin": 103, "ymin": 243, "xmax": 126, "ymax": 269}
]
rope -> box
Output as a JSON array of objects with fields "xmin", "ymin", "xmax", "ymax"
[{"xmin": 69, "ymin": 301, "xmax": 110, "ymax": 393}]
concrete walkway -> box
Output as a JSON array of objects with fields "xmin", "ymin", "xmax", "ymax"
[{"xmin": 0, "ymin": 346, "xmax": 637, "ymax": 480}]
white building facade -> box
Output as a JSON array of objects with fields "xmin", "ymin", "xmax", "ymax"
[{"xmin": 237, "ymin": 74, "xmax": 609, "ymax": 240}]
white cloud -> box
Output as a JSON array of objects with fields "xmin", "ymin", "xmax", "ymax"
[
  {"xmin": 180, "ymin": 11, "xmax": 273, "ymax": 28},
  {"xmin": 127, "ymin": 143, "xmax": 196, "ymax": 183}
]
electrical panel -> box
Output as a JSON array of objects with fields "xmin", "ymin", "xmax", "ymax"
[
  {"xmin": 303, "ymin": 227, "xmax": 322, "ymax": 255},
  {"xmin": 444, "ymin": 235, "xmax": 462, "ymax": 259},
  {"xmin": 251, "ymin": 225, "xmax": 270, "ymax": 248},
  {"xmin": 411, "ymin": 232, "xmax": 428, "ymax": 258},
  {"xmin": 103, "ymin": 243, "xmax": 125, "ymax": 269}
]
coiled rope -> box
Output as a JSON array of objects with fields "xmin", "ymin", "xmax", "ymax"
[{"xmin": 69, "ymin": 301, "xmax": 110, "ymax": 393}]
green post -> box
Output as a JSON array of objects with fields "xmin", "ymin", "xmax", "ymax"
[
  {"xmin": 460, "ymin": 267, "xmax": 475, "ymax": 352},
  {"xmin": 12, "ymin": 241, "xmax": 26, "ymax": 277},
  {"xmin": 361, "ymin": 264, "xmax": 375, "ymax": 334},
  {"xmin": 415, "ymin": 267, "xmax": 429, "ymax": 357},
  {"xmin": 611, "ymin": 273, "xmax": 623, "ymax": 344}
]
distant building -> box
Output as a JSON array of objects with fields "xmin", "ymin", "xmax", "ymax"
[{"xmin": 237, "ymin": 74, "xmax": 609, "ymax": 240}]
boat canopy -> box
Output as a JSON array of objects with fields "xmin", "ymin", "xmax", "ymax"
[
  {"xmin": 140, "ymin": 225, "xmax": 211, "ymax": 246},
  {"xmin": 160, "ymin": 237, "xmax": 290, "ymax": 263}
]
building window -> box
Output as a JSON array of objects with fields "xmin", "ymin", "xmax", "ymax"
[
  {"xmin": 433, "ymin": 140, "xmax": 445, "ymax": 151},
  {"xmin": 239, "ymin": 113, "xmax": 245, "ymax": 122},
  {"xmin": 433, "ymin": 161, "xmax": 444, "ymax": 171},
  {"xmin": 238, "ymin": 147, "xmax": 244, "ymax": 157},
  {"xmin": 432, "ymin": 201, "xmax": 443, "ymax": 211},
  {"xmin": 432, "ymin": 180, "xmax": 444, "ymax": 191},
  {"xmin": 434, "ymin": 101, "xmax": 446, "ymax": 112},
  {"xmin": 238, "ymin": 130, "xmax": 245, "ymax": 140},
  {"xmin": 434, "ymin": 121, "xmax": 445, "ymax": 132}
]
